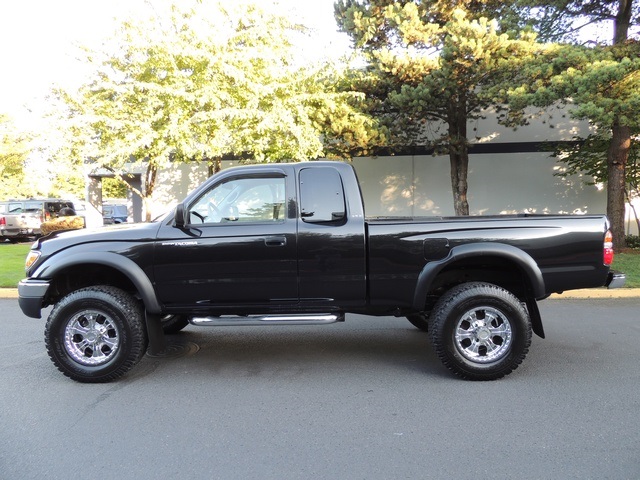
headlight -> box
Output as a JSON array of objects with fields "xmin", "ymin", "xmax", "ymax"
[{"xmin": 25, "ymin": 251, "xmax": 41, "ymax": 271}]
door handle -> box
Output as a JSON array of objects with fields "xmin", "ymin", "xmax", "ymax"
[{"xmin": 264, "ymin": 236, "xmax": 287, "ymax": 247}]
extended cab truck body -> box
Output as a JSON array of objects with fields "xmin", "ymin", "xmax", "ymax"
[{"xmin": 18, "ymin": 162, "xmax": 625, "ymax": 382}]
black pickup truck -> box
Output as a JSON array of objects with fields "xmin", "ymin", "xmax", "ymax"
[{"xmin": 18, "ymin": 161, "xmax": 625, "ymax": 382}]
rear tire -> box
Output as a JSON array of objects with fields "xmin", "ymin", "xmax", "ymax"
[
  {"xmin": 428, "ymin": 282, "xmax": 532, "ymax": 381},
  {"xmin": 45, "ymin": 286, "xmax": 147, "ymax": 383},
  {"xmin": 406, "ymin": 313, "xmax": 429, "ymax": 332}
]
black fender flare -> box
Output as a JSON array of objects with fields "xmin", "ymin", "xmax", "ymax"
[
  {"xmin": 413, "ymin": 242, "xmax": 546, "ymax": 310},
  {"xmin": 36, "ymin": 252, "xmax": 162, "ymax": 314}
]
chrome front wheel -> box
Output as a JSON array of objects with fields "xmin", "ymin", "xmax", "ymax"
[
  {"xmin": 63, "ymin": 310, "xmax": 121, "ymax": 366},
  {"xmin": 45, "ymin": 286, "xmax": 147, "ymax": 383}
]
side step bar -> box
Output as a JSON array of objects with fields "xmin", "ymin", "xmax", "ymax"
[{"xmin": 189, "ymin": 313, "xmax": 345, "ymax": 327}]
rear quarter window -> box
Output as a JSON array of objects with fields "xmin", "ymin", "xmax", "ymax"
[{"xmin": 299, "ymin": 167, "xmax": 346, "ymax": 224}]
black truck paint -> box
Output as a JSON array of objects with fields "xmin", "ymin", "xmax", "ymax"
[{"xmin": 18, "ymin": 161, "xmax": 625, "ymax": 382}]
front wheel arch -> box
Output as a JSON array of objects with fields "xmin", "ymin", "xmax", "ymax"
[{"xmin": 37, "ymin": 252, "xmax": 163, "ymax": 314}]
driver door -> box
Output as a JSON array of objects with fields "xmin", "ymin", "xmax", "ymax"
[{"xmin": 154, "ymin": 173, "xmax": 297, "ymax": 310}]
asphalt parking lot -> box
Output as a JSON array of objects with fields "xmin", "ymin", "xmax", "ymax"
[{"xmin": 1, "ymin": 297, "xmax": 638, "ymax": 480}]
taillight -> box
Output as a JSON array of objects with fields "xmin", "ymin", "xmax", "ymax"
[
  {"xmin": 603, "ymin": 230, "xmax": 614, "ymax": 265},
  {"xmin": 0, "ymin": 216, "xmax": 5, "ymax": 226}
]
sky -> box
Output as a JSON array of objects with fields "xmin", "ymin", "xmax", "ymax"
[{"xmin": 0, "ymin": 0, "xmax": 352, "ymax": 124}]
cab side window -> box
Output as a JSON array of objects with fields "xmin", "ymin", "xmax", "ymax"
[
  {"xmin": 189, "ymin": 176, "xmax": 286, "ymax": 224},
  {"xmin": 299, "ymin": 168, "xmax": 346, "ymax": 224}
]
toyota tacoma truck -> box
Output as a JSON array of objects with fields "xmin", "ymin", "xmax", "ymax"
[{"xmin": 18, "ymin": 161, "xmax": 625, "ymax": 383}]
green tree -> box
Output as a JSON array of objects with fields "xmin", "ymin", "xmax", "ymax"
[
  {"xmin": 503, "ymin": 0, "xmax": 640, "ymax": 246},
  {"xmin": 57, "ymin": 2, "xmax": 378, "ymax": 220},
  {"xmin": 335, "ymin": 1, "xmax": 544, "ymax": 215},
  {"xmin": 0, "ymin": 114, "xmax": 31, "ymax": 199},
  {"xmin": 102, "ymin": 177, "xmax": 129, "ymax": 199}
]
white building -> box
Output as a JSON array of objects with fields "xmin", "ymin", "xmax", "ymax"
[{"xmin": 89, "ymin": 110, "xmax": 639, "ymax": 235}]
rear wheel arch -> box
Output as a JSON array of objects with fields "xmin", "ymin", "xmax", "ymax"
[{"xmin": 413, "ymin": 243, "xmax": 545, "ymax": 311}]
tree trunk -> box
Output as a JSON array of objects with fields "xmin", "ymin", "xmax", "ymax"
[
  {"xmin": 208, "ymin": 158, "xmax": 222, "ymax": 177},
  {"xmin": 449, "ymin": 103, "xmax": 470, "ymax": 216},
  {"xmin": 450, "ymin": 149, "xmax": 470, "ymax": 216},
  {"xmin": 614, "ymin": 0, "xmax": 633, "ymax": 44},
  {"xmin": 143, "ymin": 162, "xmax": 158, "ymax": 222},
  {"xmin": 606, "ymin": 0, "xmax": 633, "ymax": 248},
  {"xmin": 607, "ymin": 122, "xmax": 630, "ymax": 247}
]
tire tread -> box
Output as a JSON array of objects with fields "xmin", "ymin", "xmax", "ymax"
[
  {"xmin": 428, "ymin": 282, "xmax": 532, "ymax": 381},
  {"xmin": 45, "ymin": 286, "xmax": 147, "ymax": 383}
]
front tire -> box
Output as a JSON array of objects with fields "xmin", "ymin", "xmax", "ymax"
[
  {"xmin": 45, "ymin": 286, "xmax": 147, "ymax": 383},
  {"xmin": 428, "ymin": 282, "xmax": 532, "ymax": 381}
]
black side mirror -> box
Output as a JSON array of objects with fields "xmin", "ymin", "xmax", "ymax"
[{"xmin": 174, "ymin": 203, "xmax": 186, "ymax": 228}]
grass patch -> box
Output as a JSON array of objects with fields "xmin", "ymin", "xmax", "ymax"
[
  {"xmin": 0, "ymin": 243, "xmax": 31, "ymax": 288},
  {"xmin": 612, "ymin": 251, "xmax": 640, "ymax": 288}
]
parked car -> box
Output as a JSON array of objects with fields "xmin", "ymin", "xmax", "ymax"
[
  {"xmin": 0, "ymin": 199, "xmax": 75, "ymax": 242},
  {"xmin": 102, "ymin": 204, "xmax": 128, "ymax": 224},
  {"xmin": 0, "ymin": 202, "xmax": 7, "ymax": 242}
]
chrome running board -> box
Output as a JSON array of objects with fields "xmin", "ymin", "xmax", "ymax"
[{"xmin": 189, "ymin": 313, "xmax": 344, "ymax": 327}]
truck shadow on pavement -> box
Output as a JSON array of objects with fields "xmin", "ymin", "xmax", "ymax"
[{"xmin": 138, "ymin": 318, "xmax": 450, "ymax": 380}]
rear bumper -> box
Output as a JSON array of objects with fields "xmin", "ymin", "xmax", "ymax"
[
  {"xmin": 1, "ymin": 228, "xmax": 36, "ymax": 238},
  {"xmin": 18, "ymin": 279, "xmax": 50, "ymax": 319},
  {"xmin": 606, "ymin": 271, "xmax": 626, "ymax": 289}
]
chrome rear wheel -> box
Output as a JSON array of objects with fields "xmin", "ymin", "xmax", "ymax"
[
  {"xmin": 429, "ymin": 282, "xmax": 531, "ymax": 380},
  {"xmin": 454, "ymin": 306, "xmax": 513, "ymax": 364}
]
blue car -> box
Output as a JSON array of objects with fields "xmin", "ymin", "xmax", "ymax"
[{"xmin": 102, "ymin": 204, "xmax": 128, "ymax": 224}]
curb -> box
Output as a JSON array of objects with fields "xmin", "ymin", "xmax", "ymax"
[
  {"xmin": 1, "ymin": 288, "xmax": 639, "ymax": 300},
  {"xmin": 549, "ymin": 289, "xmax": 640, "ymax": 299}
]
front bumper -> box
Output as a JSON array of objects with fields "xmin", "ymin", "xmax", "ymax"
[
  {"xmin": 606, "ymin": 271, "xmax": 626, "ymax": 289},
  {"xmin": 18, "ymin": 279, "xmax": 50, "ymax": 319}
]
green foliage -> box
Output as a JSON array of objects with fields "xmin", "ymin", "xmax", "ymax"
[
  {"xmin": 562, "ymin": 49, "xmax": 640, "ymax": 129},
  {"xmin": 499, "ymin": 42, "xmax": 640, "ymax": 123},
  {"xmin": 0, "ymin": 115, "xmax": 31, "ymax": 199},
  {"xmin": 55, "ymin": 1, "xmax": 380, "ymax": 219},
  {"xmin": 102, "ymin": 177, "xmax": 129, "ymax": 199},
  {"xmin": 626, "ymin": 235, "xmax": 640, "ymax": 250},
  {"xmin": 335, "ymin": 0, "xmax": 546, "ymax": 214}
]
